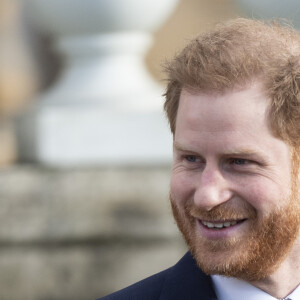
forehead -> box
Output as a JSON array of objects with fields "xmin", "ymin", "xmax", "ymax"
[
  {"xmin": 173, "ymin": 83, "xmax": 293, "ymax": 163},
  {"xmin": 176, "ymin": 83, "xmax": 270, "ymax": 135}
]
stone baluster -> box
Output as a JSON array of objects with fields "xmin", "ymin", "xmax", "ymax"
[
  {"xmin": 18, "ymin": 0, "xmax": 178, "ymax": 165},
  {"xmin": 0, "ymin": 0, "xmax": 38, "ymax": 166}
]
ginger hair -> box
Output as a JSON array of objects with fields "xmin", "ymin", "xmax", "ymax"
[{"xmin": 164, "ymin": 18, "xmax": 300, "ymax": 147}]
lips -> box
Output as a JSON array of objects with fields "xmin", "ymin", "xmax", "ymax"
[{"xmin": 201, "ymin": 219, "xmax": 245, "ymax": 229}]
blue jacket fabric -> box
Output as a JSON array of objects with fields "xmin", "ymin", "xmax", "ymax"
[{"xmin": 97, "ymin": 252, "xmax": 217, "ymax": 300}]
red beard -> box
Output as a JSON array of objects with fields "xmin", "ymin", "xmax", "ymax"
[{"xmin": 170, "ymin": 189, "xmax": 300, "ymax": 281}]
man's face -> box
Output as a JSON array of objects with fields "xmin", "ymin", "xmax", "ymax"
[{"xmin": 170, "ymin": 83, "xmax": 300, "ymax": 281}]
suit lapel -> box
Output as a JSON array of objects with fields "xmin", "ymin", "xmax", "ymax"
[{"xmin": 159, "ymin": 252, "xmax": 217, "ymax": 300}]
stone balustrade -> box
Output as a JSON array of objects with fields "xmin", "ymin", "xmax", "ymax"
[{"xmin": 0, "ymin": 165, "xmax": 186, "ymax": 300}]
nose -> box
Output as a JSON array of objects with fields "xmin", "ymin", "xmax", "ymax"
[{"xmin": 193, "ymin": 165, "xmax": 233, "ymax": 211}]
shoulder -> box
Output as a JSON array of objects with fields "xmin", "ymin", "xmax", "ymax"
[{"xmin": 96, "ymin": 252, "xmax": 217, "ymax": 300}]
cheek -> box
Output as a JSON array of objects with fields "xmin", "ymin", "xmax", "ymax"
[
  {"xmin": 170, "ymin": 171, "xmax": 196, "ymax": 205},
  {"xmin": 238, "ymin": 180, "xmax": 286, "ymax": 215}
]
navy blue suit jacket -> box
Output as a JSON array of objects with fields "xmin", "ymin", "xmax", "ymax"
[{"xmin": 98, "ymin": 252, "xmax": 217, "ymax": 300}]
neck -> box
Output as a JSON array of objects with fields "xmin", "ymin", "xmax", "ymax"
[{"xmin": 250, "ymin": 238, "xmax": 300, "ymax": 298}]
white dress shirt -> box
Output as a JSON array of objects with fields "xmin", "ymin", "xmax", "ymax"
[{"xmin": 212, "ymin": 275, "xmax": 300, "ymax": 300}]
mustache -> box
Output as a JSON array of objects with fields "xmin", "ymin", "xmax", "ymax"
[{"xmin": 172, "ymin": 197, "xmax": 257, "ymax": 221}]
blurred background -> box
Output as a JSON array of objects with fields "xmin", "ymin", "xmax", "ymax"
[{"xmin": 0, "ymin": 0, "xmax": 298, "ymax": 299}]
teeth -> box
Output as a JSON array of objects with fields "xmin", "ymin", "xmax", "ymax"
[
  {"xmin": 206, "ymin": 222, "xmax": 214, "ymax": 228},
  {"xmin": 202, "ymin": 220, "xmax": 238, "ymax": 229},
  {"xmin": 214, "ymin": 223, "xmax": 224, "ymax": 228}
]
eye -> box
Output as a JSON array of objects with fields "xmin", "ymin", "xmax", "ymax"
[
  {"xmin": 185, "ymin": 155, "xmax": 199, "ymax": 162},
  {"xmin": 183, "ymin": 155, "xmax": 205, "ymax": 164},
  {"xmin": 228, "ymin": 158, "xmax": 257, "ymax": 168},
  {"xmin": 232, "ymin": 158, "xmax": 248, "ymax": 165}
]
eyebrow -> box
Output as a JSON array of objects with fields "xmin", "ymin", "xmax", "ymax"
[
  {"xmin": 173, "ymin": 141, "xmax": 267, "ymax": 160},
  {"xmin": 173, "ymin": 141, "xmax": 197, "ymax": 153},
  {"xmin": 172, "ymin": 141, "xmax": 182, "ymax": 151}
]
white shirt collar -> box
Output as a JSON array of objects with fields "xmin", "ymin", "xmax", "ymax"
[{"xmin": 211, "ymin": 275, "xmax": 300, "ymax": 300}]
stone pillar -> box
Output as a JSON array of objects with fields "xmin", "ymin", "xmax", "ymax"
[
  {"xmin": 18, "ymin": 0, "xmax": 178, "ymax": 166},
  {"xmin": 0, "ymin": 0, "xmax": 38, "ymax": 166}
]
